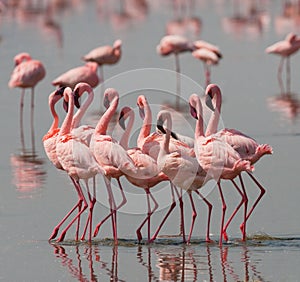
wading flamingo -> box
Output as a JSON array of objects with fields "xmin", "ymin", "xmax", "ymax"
[
  {"xmin": 55, "ymin": 87, "xmax": 105, "ymax": 242},
  {"xmin": 118, "ymin": 106, "xmax": 169, "ymax": 243},
  {"xmin": 266, "ymin": 32, "xmax": 300, "ymax": 92},
  {"xmin": 156, "ymin": 109, "xmax": 214, "ymax": 244},
  {"xmin": 192, "ymin": 40, "xmax": 222, "ymax": 86},
  {"xmin": 190, "ymin": 93, "xmax": 253, "ymax": 246},
  {"xmin": 52, "ymin": 62, "xmax": 101, "ymax": 89},
  {"xmin": 9, "ymin": 52, "xmax": 46, "ymax": 153},
  {"xmin": 157, "ymin": 35, "xmax": 194, "ymax": 108},
  {"xmin": 204, "ymin": 84, "xmax": 272, "ymax": 241},
  {"xmin": 90, "ymin": 88, "xmax": 137, "ymax": 244}
]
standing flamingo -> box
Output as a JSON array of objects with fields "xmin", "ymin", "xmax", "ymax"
[
  {"xmin": 90, "ymin": 88, "xmax": 137, "ymax": 244},
  {"xmin": 117, "ymin": 106, "xmax": 169, "ymax": 243},
  {"xmin": 192, "ymin": 40, "xmax": 222, "ymax": 86},
  {"xmin": 204, "ymin": 84, "xmax": 272, "ymax": 241},
  {"xmin": 190, "ymin": 93, "xmax": 253, "ymax": 245},
  {"xmin": 155, "ymin": 109, "xmax": 214, "ymax": 243},
  {"xmin": 266, "ymin": 32, "xmax": 300, "ymax": 92},
  {"xmin": 157, "ymin": 35, "xmax": 194, "ymax": 108},
  {"xmin": 52, "ymin": 62, "xmax": 101, "ymax": 89},
  {"xmin": 9, "ymin": 52, "xmax": 46, "ymax": 153},
  {"xmin": 82, "ymin": 39, "xmax": 122, "ymax": 105},
  {"xmin": 55, "ymin": 87, "xmax": 105, "ymax": 242}
]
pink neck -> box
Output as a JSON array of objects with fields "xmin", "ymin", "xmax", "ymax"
[
  {"xmin": 160, "ymin": 111, "xmax": 172, "ymax": 154},
  {"xmin": 119, "ymin": 109, "xmax": 134, "ymax": 150},
  {"xmin": 192, "ymin": 96, "xmax": 204, "ymax": 139},
  {"xmin": 95, "ymin": 96, "xmax": 119, "ymax": 135},
  {"xmin": 205, "ymin": 89, "xmax": 222, "ymax": 136},
  {"xmin": 137, "ymin": 99, "xmax": 152, "ymax": 148},
  {"xmin": 71, "ymin": 85, "xmax": 94, "ymax": 129},
  {"xmin": 59, "ymin": 88, "xmax": 74, "ymax": 136},
  {"xmin": 48, "ymin": 93, "xmax": 59, "ymax": 133}
]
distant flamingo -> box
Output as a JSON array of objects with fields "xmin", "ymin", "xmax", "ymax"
[
  {"xmin": 190, "ymin": 93, "xmax": 253, "ymax": 245},
  {"xmin": 266, "ymin": 32, "xmax": 300, "ymax": 92},
  {"xmin": 192, "ymin": 40, "xmax": 222, "ymax": 86},
  {"xmin": 9, "ymin": 52, "xmax": 46, "ymax": 153},
  {"xmin": 52, "ymin": 62, "xmax": 101, "ymax": 89},
  {"xmin": 55, "ymin": 87, "xmax": 105, "ymax": 242},
  {"xmin": 82, "ymin": 39, "xmax": 122, "ymax": 105},
  {"xmin": 156, "ymin": 109, "xmax": 214, "ymax": 243},
  {"xmin": 157, "ymin": 35, "xmax": 194, "ymax": 108},
  {"xmin": 90, "ymin": 88, "xmax": 137, "ymax": 244},
  {"xmin": 204, "ymin": 84, "xmax": 272, "ymax": 241},
  {"xmin": 117, "ymin": 106, "xmax": 169, "ymax": 243}
]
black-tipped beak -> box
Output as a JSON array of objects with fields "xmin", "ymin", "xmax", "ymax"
[
  {"xmin": 156, "ymin": 117, "xmax": 166, "ymax": 134},
  {"xmin": 103, "ymin": 96, "xmax": 110, "ymax": 109},
  {"xmin": 73, "ymin": 88, "xmax": 81, "ymax": 109},
  {"xmin": 56, "ymin": 86, "xmax": 66, "ymax": 97},
  {"xmin": 63, "ymin": 99, "xmax": 68, "ymax": 112},
  {"xmin": 139, "ymin": 107, "xmax": 145, "ymax": 120},
  {"xmin": 189, "ymin": 103, "xmax": 198, "ymax": 119},
  {"xmin": 205, "ymin": 94, "xmax": 215, "ymax": 112},
  {"xmin": 118, "ymin": 111, "xmax": 126, "ymax": 130}
]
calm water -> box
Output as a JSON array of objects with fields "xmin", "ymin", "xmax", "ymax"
[{"xmin": 1, "ymin": 0, "xmax": 300, "ymax": 281}]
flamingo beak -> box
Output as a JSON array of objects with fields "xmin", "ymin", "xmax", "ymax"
[
  {"xmin": 205, "ymin": 93, "xmax": 215, "ymax": 112},
  {"xmin": 103, "ymin": 96, "xmax": 110, "ymax": 109},
  {"xmin": 55, "ymin": 86, "xmax": 66, "ymax": 97},
  {"xmin": 63, "ymin": 99, "xmax": 69, "ymax": 112},
  {"xmin": 189, "ymin": 103, "xmax": 198, "ymax": 119},
  {"xmin": 73, "ymin": 88, "xmax": 81, "ymax": 109},
  {"xmin": 118, "ymin": 111, "xmax": 126, "ymax": 130},
  {"xmin": 156, "ymin": 117, "xmax": 166, "ymax": 134},
  {"xmin": 139, "ymin": 107, "xmax": 145, "ymax": 120}
]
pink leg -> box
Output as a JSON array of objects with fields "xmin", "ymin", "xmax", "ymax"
[
  {"xmin": 49, "ymin": 177, "xmax": 82, "ymax": 241},
  {"xmin": 30, "ymin": 88, "xmax": 35, "ymax": 154},
  {"xmin": 93, "ymin": 178, "xmax": 127, "ymax": 239},
  {"xmin": 222, "ymin": 178, "xmax": 245, "ymax": 241},
  {"xmin": 136, "ymin": 188, "xmax": 158, "ymax": 243},
  {"xmin": 240, "ymin": 173, "xmax": 266, "ymax": 234},
  {"xmin": 218, "ymin": 181, "xmax": 226, "ymax": 246},
  {"xmin": 150, "ymin": 183, "xmax": 177, "ymax": 242},
  {"xmin": 187, "ymin": 192, "xmax": 197, "ymax": 244},
  {"xmin": 194, "ymin": 190, "xmax": 213, "ymax": 243},
  {"xmin": 56, "ymin": 181, "xmax": 88, "ymax": 242},
  {"xmin": 177, "ymin": 186, "xmax": 185, "ymax": 241},
  {"xmin": 239, "ymin": 175, "xmax": 248, "ymax": 241},
  {"xmin": 20, "ymin": 89, "xmax": 25, "ymax": 152}
]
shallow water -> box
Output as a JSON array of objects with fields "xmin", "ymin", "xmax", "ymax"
[{"xmin": 1, "ymin": 0, "xmax": 300, "ymax": 281}]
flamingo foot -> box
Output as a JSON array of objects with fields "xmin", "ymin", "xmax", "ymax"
[
  {"xmin": 206, "ymin": 237, "xmax": 215, "ymax": 244},
  {"xmin": 222, "ymin": 232, "xmax": 229, "ymax": 242},
  {"xmin": 136, "ymin": 230, "xmax": 143, "ymax": 243},
  {"xmin": 56, "ymin": 231, "xmax": 67, "ymax": 243},
  {"xmin": 49, "ymin": 228, "xmax": 59, "ymax": 241}
]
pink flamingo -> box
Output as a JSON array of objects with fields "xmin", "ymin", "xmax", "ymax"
[
  {"xmin": 137, "ymin": 95, "xmax": 189, "ymax": 239},
  {"xmin": 157, "ymin": 34, "xmax": 194, "ymax": 108},
  {"xmin": 192, "ymin": 40, "xmax": 222, "ymax": 86},
  {"xmin": 55, "ymin": 87, "xmax": 105, "ymax": 242},
  {"xmin": 90, "ymin": 88, "xmax": 137, "ymax": 244},
  {"xmin": 156, "ymin": 109, "xmax": 214, "ymax": 244},
  {"xmin": 266, "ymin": 32, "xmax": 300, "ymax": 92},
  {"xmin": 117, "ymin": 106, "xmax": 169, "ymax": 243},
  {"xmin": 52, "ymin": 62, "xmax": 101, "ymax": 89},
  {"xmin": 190, "ymin": 93, "xmax": 253, "ymax": 246},
  {"xmin": 9, "ymin": 52, "xmax": 46, "ymax": 153},
  {"xmin": 204, "ymin": 84, "xmax": 273, "ymax": 241}
]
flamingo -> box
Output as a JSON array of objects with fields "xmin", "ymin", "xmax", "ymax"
[
  {"xmin": 52, "ymin": 62, "xmax": 101, "ymax": 89},
  {"xmin": 192, "ymin": 40, "xmax": 222, "ymax": 86},
  {"xmin": 90, "ymin": 88, "xmax": 137, "ymax": 244},
  {"xmin": 55, "ymin": 87, "xmax": 105, "ymax": 242},
  {"xmin": 117, "ymin": 106, "xmax": 169, "ymax": 243},
  {"xmin": 157, "ymin": 35, "xmax": 194, "ymax": 108},
  {"xmin": 189, "ymin": 93, "xmax": 253, "ymax": 245},
  {"xmin": 155, "ymin": 109, "xmax": 214, "ymax": 243},
  {"xmin": 266, "ymin": 32, "xmax": 300, "ymax": 92},
  {"xmin": 204, "ymin": 84, "xmax": 273, "ymax": 241},
  {"xmin": 8, "ymin": 52, "xmax": 46, "ymax": 153}
]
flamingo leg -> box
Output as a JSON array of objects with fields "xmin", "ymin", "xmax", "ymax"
[
  {"xmin": 187, "ymin": 192, "xmax": 197, "ymax": 244},
  {"xmin": 194, "ymin": 190, "xmax": 213, "ymax": 243},
  {"xmin": 30, "ymin": 88, "xmax": 35, "ymax": 154},
  {"xmin": 218, "ymin": 181, "xmax": 226, "ymax": 246},
  {"xmin": 49, "ymin": 177, "xmax": 82, "ymax": 241},
  {"xmin": 149, "ymin": 182, "xmax": 177, "ymax": 242},
  {"xmin": 20, "ymin": 89, "xmax": 25, "ymax": 152},
  {"xmin": 99, "ymin": 65, "xmax": 104, "ymax": 108},
  {"xmin": 56, "ymin": 181, "xmax": 88, "ymax": 242},
  {"xmin": 239, "ymin": 175, "xmax": 248, "ymax": 241},
  {"xmin": 240, "ymin": 172, "xmax": 266, "ymax": 234},
  {"xmin": 176, "ymin": 186, "xmax": 185, "ymax": 241},
  {"xmin": 175, "ymin": 53, "xmax": 181, "ymax": 109},
  {"xmin": 286, "ymin": 56, "xmax": 291, "ymax": 93},
  {"xmin": 93, "ymin": 178, "xmax": 127, "ymax": 238},
  {"xmin": 277, "ymin": 57, "xmax": 285, "ymax": 92},
  {"xmin": 204, "ymin": 64, "xmax": 211, "ymax": 87},
  {"xmin": 222, "ymin": 178, "xmax": 245, "ymax": 242}
]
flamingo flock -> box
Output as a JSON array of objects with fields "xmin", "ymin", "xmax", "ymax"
[{"xmin": 14, "ymin": 28, "xmax": 300, "ymax": 247}]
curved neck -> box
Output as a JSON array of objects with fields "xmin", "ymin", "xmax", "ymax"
[
  {"xmin": 71, "ymin": 87, "xmax": 94, "ymax": 129},
  {"xmin": 95, "ymin": 96, "xmax": 118, "ymax": 135},
  {"xmin": 59, "ymin": 89, "xmax": 74, "ymax": 136},
  {"xmin": 193, "ymin": 97, "xmax": 204, "ymax": 139},
  {"xmin": 162, "ymin": 112, "xmax": 172, "ymax": 154},
  {"xmin": 205, "ymin": 90, "xmax": 222, "ymax": 136},
  {"xmin": 48, "ymin": 93, "xmax": 59, "ymax": 133},
  {"xmin": 137, "ymin": 99, "xmax": 152, "ymax": 148},
  {"xmin": 119, "ymin": 110, "xmax": 134, "ymax": 150}
]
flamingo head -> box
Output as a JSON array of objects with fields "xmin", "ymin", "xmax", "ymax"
[
  {"xmin": 156, "ymin": 115, "xmax": 166, "ymax": 134},
  {"xmin": 103, "ymin": 88, "xmax": 119, "ymax": 110},
  {"xmin": 137, "ymin": 95, "xmax": 147, "ymax": 120},
  {"xmin": 205, "ymin": 84, "xmax": 221, "ymax": 112},
  {"xmin": 118, "ymin": 106, "xmax": 132, "ymax": 130}
]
